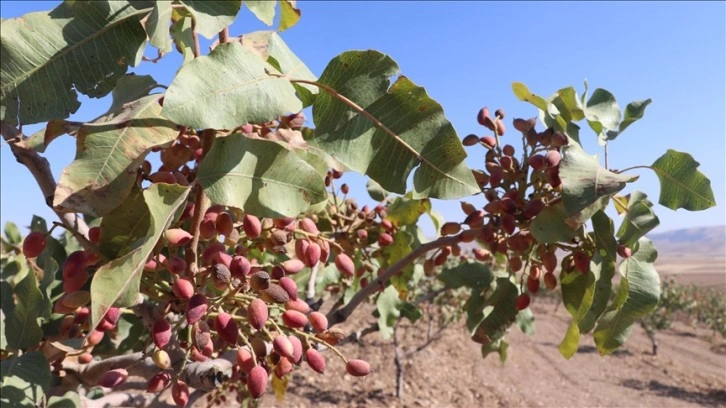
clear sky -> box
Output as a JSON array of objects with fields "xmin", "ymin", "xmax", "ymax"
[{"xmin": 1, "ymin": 1, "xmax": 724, "ymax": 237}]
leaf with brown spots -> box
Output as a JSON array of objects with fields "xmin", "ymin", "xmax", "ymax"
[{"xmin": 54, "ymin": 95, "xmax": 178, "ymax": 216}]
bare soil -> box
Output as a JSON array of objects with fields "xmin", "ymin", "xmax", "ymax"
[{"xmin": 257, "ymin": 298, "xmax": 726, "ymax": 408}]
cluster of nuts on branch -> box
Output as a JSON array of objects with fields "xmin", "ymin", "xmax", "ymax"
[
  {"xmin": 433, "ymin": 107, "xmax": 634, "ymax": 312},
  {"xmin": 137, "ymin": 113, "xmax": 307, "ymax": 188},
  {"xmin": 22, "ymin": 115, "xmax": 430, "ymax": 404},
  {"xmin": 24, "ymin": 205, "xmax": 375, "ymax": 405}
]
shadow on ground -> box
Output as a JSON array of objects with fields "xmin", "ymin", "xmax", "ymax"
[{"xmin": 621, "ymin": 379, "xmax": 726, "ymax": 407}]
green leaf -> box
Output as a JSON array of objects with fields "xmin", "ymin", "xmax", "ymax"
[
  {"xmin": 594, "ymin": 237, "xmax": 660, "ymax": 355},
  {"xmin": 312, "ymin": 51, "xmax": 479, "ymax": 200},
  {"xmin": 426, "ymin": 208, "xmax": 445, "ymax": 238},
  {"xmin": 559, "ymin": 320, "xmax": 580, "ymax": 359},
  {"xmin": 552, "ymin": 86, "xmax": 585, "ymax": 121},
  {"xmin": 162, "ymin": 42, "xmax": 302, "ymax": 129},
  {"xmin": 0, "ymin": 1, "xmax": 147, "ymax": 126},
  {"xmin": 5, "ymin": 270, "xmax": 44, "ymax": 350},
  {"xmin": 561, "ymin": 270, "xmax": 596, "ymax": 321},
  {"xmin": 241, "ymin": 31, "xmax": 318, "ymax": 106},
  {"xmin": 54, "ymin": 95, "xmax": 178, "ymax": 216},
  {"xmin": 90, "ymin": 184, "xmax": 189, "ymax": 333},
  {"xmin": 584, "ymin": 88, "xmax": 621, "ymax": 144},
  {"xmin": 438, "ymin": 262, "xmax": 493, "ymax": 290},
  {"xmin": 470, "ymin": 278, "xmax": 519, "ymax": 346},
  {"xmin": 22, "ymin": 121, "xmax": 77, "ymax": 153},
  {"xmin": 559, "ymin": 143, "xmax": 638, "ymax": 216},
  {"xmin": 529, "ymin": 202, "xmax": 577, "ymax": 244},
  {"xmin": 0, "ymin": 352, "xmax": 51, "ymax": 407},
  {"xmin": 481, "ymin": 338, "xmax": 509, "ymax": 363},
  {"xmin": 400, "ymin": 302, "xmax": 423, "ymax": 323},
  {"xmin": 48, "ymin": 391, "xmax": 81, "ymax": 408},
  {"xmin": 650, "ymin": 149, "xmax": 716, "ymax": 211},
  {"xmin": 99, "ymin": 186, "xmax": 150, "ymax": 260},
  {"xmin": 1, "ymin": 257, "xmax": 27, "ymax": 285},
  {"xmin": 197, "ymin": 135, "xmax": 326, "ymax": 218},
  {"xmin": 27, "ymin": 216, "xmax": 46, "ymax": 234},
  {"xmin": 618, "ymin": 99, "xmax": 652, "ymax": 134},
  {"xmin": 244, "ymin": 0, "xmax": 276, "ymax": 25},
  {"xmin": 289, "ymin": 151, "xmax": 327, "ymax": 184},
  {"xmin": 279, "ymin": 0, "xmax": 302, "ymax": 32},
  {"xmin": 109, "ymin": 74, "xmax": 160, "ymax": 114},
  {"xmin": 4, "ymin": 222, "xmax": 21, "ymax": 245},
  {"xmin": 170, "ymin": 15, "xmax": 194, "ymax": 63},
  {"xmin": 116, "ymin": 314, "xmax": 148, "ymax": 354},
  {"xmin": 616, "ymin": 191, "xmax": 660, "ymax": 248},
  {"xmin": 566, "ymin": 195, "xmax": 609, "ymax": 229},
  {"xmin": 144, "ymin": 1, "xmax": 173, "ymax": 53},
  {"xmin": 0, "ymin": 281, "xmax": 12, "ymax": 350},
  {"xmin": 36, "ymin": 255, "xmax": 57, "ymax": 319},
  {"xmin": 383, "ymin": 230, "xmax": 414, "ymax": 294},
  {"xmin": 343, "ymin": 275, "xmax": 361, "ymax": 306},
  {"xmin": 181, "ymin": 1, "xmax": 241, "ymax": 39},
  {"xmin": 366, "ymin": 180, "xmax": 388, "ymax": 202},
  {"xmin": 579, "ymin": 211, "xmax": 617, "ymax": 333},
  {"xmin": 464, "ymin": 289, "xmax": 487, "ymax": 333},
  {"xmin": 512, "ymin": 82, "xmax": 548, "ymax": 111},
  {"xmin": 376, "ymin": 286, "xmax": 401, "ymax": 340},
  {"xmin": 515, "ymin": 308, "xmax": 535, "ymax": 336},
  {"xmin": 386, "ymin": 195, "xmax": 430, "ymax": 227}
]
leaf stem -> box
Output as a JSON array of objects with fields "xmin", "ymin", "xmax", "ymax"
[
  {"xmin": 615, "ymin": 165, "xmax": 650, "ymax": 174},
  {"xmin": 191, "ymin": 17, "xmax": 201, "ymax": 58},
  {"xmin": 288, "ymin": 78, "xmax": 450, "ymax": 179},
  {"xmin": 604, "ymin": 144, "xmax": 609, "ymax": 170}
]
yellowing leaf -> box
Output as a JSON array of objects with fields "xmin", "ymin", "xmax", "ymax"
[{"xmin": 272, "ymin": 374, "xmax": 288, "ymax": 401}]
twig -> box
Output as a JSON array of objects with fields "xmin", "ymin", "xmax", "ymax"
[
  {"xmin": 63, "ymin": 350, "xmax": 237, "ymax": 391},
  {"xmin": 604, "ymin": 144, "xmax": 609, "ymax": 170},
  {"xmin": 326, "ymin": 233, "xmax": 466, "ymax": 326},
  {"xmin": 306, "ymin": 263, "xmax": 319, "ymax": 302},
  {"xmin": 218, "ymin": 27, "xmax": 229, "ymax": 44},
  {"xmin": 0, "ymin": 123, "xmax": 91, "ymax": 247},
  {"xmin": 185, "ymin": 129, "xmax": 215, "ymax": 277},
  {"xmin": 393, "ymin": 322, "xmax": 404, "ymax": 398}
]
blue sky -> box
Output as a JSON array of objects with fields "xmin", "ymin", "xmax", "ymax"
[{"xmin": 1, "ymin": 1, "xmax": 724, "ymax": 237}]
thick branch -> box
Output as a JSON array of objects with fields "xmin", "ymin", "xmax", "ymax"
[
  {"xmin": 326, "ymin": 233, "xmax": 466, "ymax": 326},
  {"xmin": 63, "ymin": 350, "xmax": 237, "ymax": 391},
  {"xmin": 1, "ymin": 123, "xmax": 90, "ymax": 246}
]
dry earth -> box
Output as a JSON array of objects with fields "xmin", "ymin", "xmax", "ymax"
[
  {"xmin": 253, "ymin": 298, "xmax": 726, "ymax": 408},
  {"xmin": 181, "ymin": 227, "xmax": 726, "ymax": 408}
]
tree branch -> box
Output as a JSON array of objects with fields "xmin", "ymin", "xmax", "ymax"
[
  {"xmin": 1, "ymin": 123, "xmax": 91, "ymax": 247},
  {"xmin": 326, "ymin": 232, "xmax": 467, "ymax": 326},
  {"xmin": 62, "ymin": 350, "xmax": 237, "ymax": 392}
]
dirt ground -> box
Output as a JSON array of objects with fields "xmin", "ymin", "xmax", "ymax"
[{"xmin": 256, "ymin": 297, "xmax": 726, "ymax": 408}]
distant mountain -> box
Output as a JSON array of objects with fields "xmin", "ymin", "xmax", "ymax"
[
  {"xmin": 648, "ymin": 226, "xmax": 725, "ymax": 283},
  {"xmin": 648, "ymin": 225, "xmax": 725, "ymax": 256}
]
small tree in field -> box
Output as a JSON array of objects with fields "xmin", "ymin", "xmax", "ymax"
[{"xmin": 0, "ymin": 1, "xmax": 716, "ymax": 406}]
